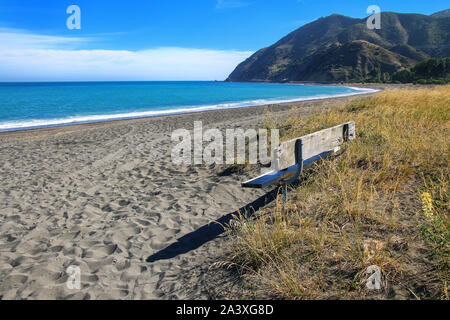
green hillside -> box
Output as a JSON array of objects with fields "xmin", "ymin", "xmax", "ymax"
[{"xmin": 227, "ymin": 11, "xmax": 450, "ymax": 82}]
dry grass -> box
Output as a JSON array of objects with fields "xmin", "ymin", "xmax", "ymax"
[{"xmin": 225, "ymin": 85, "xmax": 450, "ymax": 300}]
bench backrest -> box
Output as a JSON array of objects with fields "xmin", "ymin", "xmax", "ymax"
[{"xmin": 272, "ymin": 121, "xmax": 355, "ymax": 171}]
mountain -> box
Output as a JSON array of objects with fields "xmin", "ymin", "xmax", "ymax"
[
  {"xmin": 227, "ymin": 11, "xmax": 450, "ymax": 82},
  {"xmin": 431, "ymin": 9, "xmax": 450, "ymax": 18}
]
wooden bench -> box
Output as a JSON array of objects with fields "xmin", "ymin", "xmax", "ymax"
[{"xmin": 242, "ymin": 121, "xmax": 356, "ymax": 189}]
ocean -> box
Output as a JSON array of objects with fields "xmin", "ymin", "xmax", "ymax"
[{"xmin": 0, "ymin": 81, "xmax": 375, "ymax": 132}]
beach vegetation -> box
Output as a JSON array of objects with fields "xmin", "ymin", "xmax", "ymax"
[{"xmin": 224, "ymin": 85, "xmax": 450, "ymax": 299}]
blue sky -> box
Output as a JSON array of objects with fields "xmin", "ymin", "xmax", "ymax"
[{"xmin": 0, "ymin": 0, "xmax": 447, "ymax": 81}]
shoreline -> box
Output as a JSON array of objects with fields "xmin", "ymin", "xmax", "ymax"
[
  {"xmin": 0, "ymin": 92, "xmax": 376, "ymax": 142},
  {"xmin": 0, "ymin": 84, "xmax": 378, "ymax": 133}
]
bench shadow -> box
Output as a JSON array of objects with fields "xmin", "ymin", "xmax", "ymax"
[
  {"xmin": 146, "ymin": 188, "xmax": 279, "ymax": 263},
  {"xmin": 146, "ymin": 149, "xmax": 348, "ymax": 263}
]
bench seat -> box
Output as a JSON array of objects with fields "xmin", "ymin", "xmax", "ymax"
[
  {"xmin": 242, "ymin": 121, "xmax": 355, "ymax": 189},
  {"xmin": 242, "ymin": 151, "xmax": 334, "ymax": 188}
]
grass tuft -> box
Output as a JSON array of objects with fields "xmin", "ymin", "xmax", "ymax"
[{"xmin": 226, "ymin": 85, "xmax": 450, "ymax": 300}]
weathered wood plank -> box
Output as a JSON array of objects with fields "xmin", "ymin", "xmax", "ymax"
[
  {"xmin": 242, "ymin": 167, "xmax": 298, "ymax": 189},
  {"xmin": 243, "ymin": 151, "xmax": 335, "ymax": 188},
  {"xmin": 274, "ymin": 121, "xmax": 355, "ymax": 171}
]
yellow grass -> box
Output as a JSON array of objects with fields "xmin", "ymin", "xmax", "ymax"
[{"xmin": 227, "ymin": 85, "xmax": 450, "ymax": 300}]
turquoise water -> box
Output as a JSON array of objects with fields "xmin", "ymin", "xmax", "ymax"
[{"xmin": 0, "ymin": 81, "xmax": 374, "ymax": 132}]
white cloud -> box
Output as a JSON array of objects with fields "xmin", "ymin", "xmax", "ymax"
[
  {"xmin": 0, "ymin": 28, "xmax": 253, "ymax": 81},
  {"xmin": 0, "ymin": 27, "xmax": 91, "ymax": 50}
]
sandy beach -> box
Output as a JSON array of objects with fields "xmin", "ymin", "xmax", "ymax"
[{"xmin": 0, "ymin": 90, "xmax": 382, "ymax": 300}]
